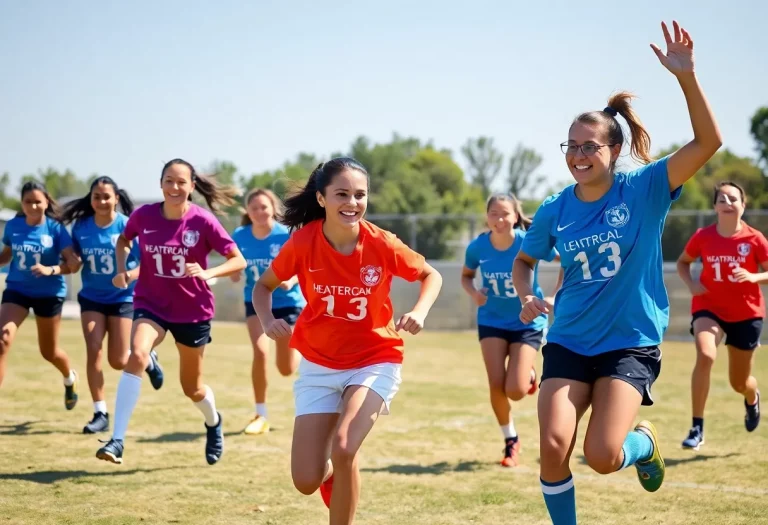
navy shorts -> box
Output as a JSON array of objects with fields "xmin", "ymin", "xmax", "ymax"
[
  {"xmin": 78, "ymin": 293, "xmax": 133, "ymax": 319},
  {"xmin": 478, "ymin": 325, "xmax": 544, "ymax": 350},
  {"xmin": 541, "ymin": 342, "xmax": 662, "ymax": 406},
  {"xmin": 244, "ymin": 303, "xmax": 302, "ymax": 326},
  {"xmin": 134, "ymin": 308, "xmax": 212, "ymax": 348},
  {"xmin": 1, "ymin": 290, "xmax": 64, "ymax": 318},
  {"xmin": 691, "ymin": 310, "xmax": 763, "ymax": 351}
]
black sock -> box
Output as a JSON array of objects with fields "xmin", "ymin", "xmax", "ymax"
[{"xmin": 692, "ymin": 417, "xmax": 704, "ymax": 433}]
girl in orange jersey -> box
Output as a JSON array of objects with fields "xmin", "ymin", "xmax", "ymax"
[
  {"xmin": 252, "ymin": 157, "xmax": 443, "ymax": 525},
  {"xmin": 678, "ymin": 181, "xmax": 768, "ymax": 450}
]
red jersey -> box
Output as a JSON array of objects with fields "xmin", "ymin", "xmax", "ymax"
[
  {"xmin": 684, "ymin": 223, "xmax": 768, "ymax": 322},
  {"xmin": 270, "ymin": 219, "xmax": 425, "ymax": 370}
]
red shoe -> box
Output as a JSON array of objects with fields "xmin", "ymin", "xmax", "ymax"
[
  {"xmin": 319, "ymin": 474, "xmax": 334, "ymax": 508},
  {"xmin": 527, "ymin": 368, "xmax": 538, "ymax": 396},
  {"xmin": 500, "ymin": 437, "xmax": 521, "ymax": 467}
]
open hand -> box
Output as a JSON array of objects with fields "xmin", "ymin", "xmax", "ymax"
[
  {"xmin": 651, "ymin": 20, "xmax": 695, "ymax": 76},
  {"xmin": 265, "ymin": 318, "xmax": 292, "ymax": 340},
  {"xmin": 732, "ymin": 267, "xmax": 758, "ymax": 284}
]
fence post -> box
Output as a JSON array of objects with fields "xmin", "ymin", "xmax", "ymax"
[
  {"xmin": 696, "ymin": 210, "xmax": 705, "ymax": 230},
  {"xmin": 408, "ymin": 215, "xmax": 418, "ymax": 252}
]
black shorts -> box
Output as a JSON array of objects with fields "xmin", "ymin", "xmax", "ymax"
[
  {"xmin": 78, "ymin": 293, "xmax": 134, "ymax": 319},
  {"xmin": 691, "ymin": 310, "xmax": 763, "ymax": 351},
  {"xmin": 134, "ymin": 308, "xmax": 212, "ymax": 348},
  {"xmin": 478, "ymin": 325, "xmax": 544, "ymax": 350},
  {"xmin": 1, "ymin": 290, "xmax": 64, "ymax": 318},
  {"xmin": 541, "ymin": 342, "xmax": 662, "ymax": 406},
  {"xmin": 244, "ymin": 303, "xmax": 302, "ymax": 326}
]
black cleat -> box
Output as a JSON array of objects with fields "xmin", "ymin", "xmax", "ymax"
[
  {"xmin": 146, "ymin": 350, "xmax": 164, "ymax": 390},
  {"xmin": 745, "ymin": 391, "xmax": 761, "ymax": 432},
  {"xmin": 83, "ymin": 412, "xmax": 109, "ymax": 434},
  {"xmin": 205, "ymin": 412, "xmax": 224, "ymax": 465},
  {"xmin": 96, "ymin": 438, "xmax": 124, "ymax": 464}
]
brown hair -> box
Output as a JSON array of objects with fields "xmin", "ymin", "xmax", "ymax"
[
  {"xmin": 486, "ymin": 193, "xmax": 531, "ymax": 230},
  {"xmin": 713, "ymin": 181, "xmax": 746, "ymax": 205},
  {"xmin": 161, "ymin": 158, "xmax": 239, "ymax": 215},
  {"xmin": 241, "ymin": 188, "xmax": 283, "ymax": 226},
  {"xmin": 573, "ymin": 91, "xmax": 653, "ymax": 168}
]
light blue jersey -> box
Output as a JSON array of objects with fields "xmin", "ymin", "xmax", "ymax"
[
  {"xmin": 232, "ymin": 222, "xmax": 305, "ymax": 309},
  {"xmin": 466, "ymin": 229, "xmax": 555, "ymax": 332},
  {"xmin": 521, "ymin": 157, "xmax": 681, "ymax": 356},
  {"xmin": 2, "ymin": 216, "xmax": 73, "ymax": 298},
  {"xmin": 72, "ymin": 214, "xmax": 140, "ymax": 304}
]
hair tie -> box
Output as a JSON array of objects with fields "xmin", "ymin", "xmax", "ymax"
[{"xmin": 603, "ymin": 106, "xmax": 618, "ymax": 117}]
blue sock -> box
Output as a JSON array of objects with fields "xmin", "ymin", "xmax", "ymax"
[
  {"xmin": 541, "ymin": 475, "xmax": 576, "ymax": 525},
  {"xmin": 619, "ymin": 430, "xmax": 654, "ymax": 470}
]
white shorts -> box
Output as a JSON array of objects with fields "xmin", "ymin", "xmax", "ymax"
[{"xmin": 293, "ymin": 359, "xmax": 402, "ymax": 417}]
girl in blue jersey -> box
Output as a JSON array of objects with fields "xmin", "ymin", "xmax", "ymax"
[
  {"xmin": 62, "ymin": 177, "xmax": 165, "ymax": 435},
  {"xmin": 512, "ymin": 21, "xmax": 722, "ymax": 525},
  {"xmin": 462, "ymin": 194, "xmax": 561, "ymax": 467},
  {"xmin": 0, "ymin": 181, "xmax": 81, "ymax": 409},
  {"xmin": 231, "ymin": 188, "xmax": 305, "ymax": 435}
]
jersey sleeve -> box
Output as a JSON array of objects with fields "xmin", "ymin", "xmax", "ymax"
[
  {"xmin": 71, "ymin": 222, "xmax": 82, "ymax": 255},
  {"xmin": 270, "ymin": 236, "xmax": 297, "ymax": 281},
  {"xmin": 2, "ymin": 222, "xmax": 10, "ymax": 247},
  {"xmin": 206, "ymin": 215, "xmax": 236, "ymax": 257},
  {"xmin": 389, "ymin": 234, "xmax": 425, "ymax": 282},
  {"xmin": 683, "ymin": 229, "xmax": 703, "ymax": 259},
  {"xmin": 627, "ymin": 156, "xmax": 681, "ymax": 216},
  {"xmin": 464, "ymin": 239, "xmax": 479, "ymax": 270},
  {"xmin": 123, "ymin": 208, "xmax": 141, "ymax": 241},
  {"xmin": 521, "ymin": 199, "xmax": 556, "ymax": 261},
  {"xmin": 755, "ymin": 232, "xmax": 768, "ymax": 264},
  {"xmin": 542, "ymin": 246, "xmax": 558, "ymax": 263}
]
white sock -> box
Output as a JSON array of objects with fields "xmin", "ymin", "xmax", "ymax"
[
  {"xmin": 94, "ymin": 401, "xmax": 108, "ymax": 415},
  {"xmin": 255, "ymin": 403, "xmax": 267, "ymax": 418},
  {"xmin": 112, "ymin": 372, "xmax": 142, "ymax": 440},
  {"xmin": 63, "ymin": 370, "xmax": 76, "ymax": 386},
  {"xmin": 194, "ymin": 385, "xmax": 220, "ymax": 427},
  {"xmin": 500, "ymin": 421, "xmax": 517, "ymax": 440}
]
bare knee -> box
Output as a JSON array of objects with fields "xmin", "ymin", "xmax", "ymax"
[
  {"xmin": 695, "ymin": 352, "xmax": 716, "ymax": 370},
  {"xmin": 0, "ymin": 330, "xmax": 14, "ymax": 358},
  {"xmin": 505, "ymin": 383, "xmax": 528, "ymax": 402},
  {"xmin": 127, "ymin": 348, "xmax": 150, "ymax": 370},
  {"xmin": 488, "ymin": 379, "xmax": 505, "ymax": 399},
  {"xmin": 180, "ymin": 379, "xmax": 205, "ymax": 400},
  {"xmin": 107, "ymin": 352, "xmax": 128, "ymax": 371},
  {"xmin": 292, "ymin": 469, "xmax": 324, "ymax": 495},
  {"xmin": 277, "ymin": 360, "xmax": 295, "ymax": 377},
  {"xmin": 330, "ymin": 435, "xmax": 359, "ymax": 470},
  {"xmin": 583, "ymin": 441, "xmax": 622, "ymax": 475},
  {"xmin": 540, "ymin": 431, "xmax": 573, "ymax": 469},
  {"xmin": 729, "ymin": 375, "xmax": 747, "ymax": 394}
]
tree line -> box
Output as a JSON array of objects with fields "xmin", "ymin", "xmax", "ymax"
[{"xmin": 3, "ymin": 106, "xmax": 767, "ymax": 260}]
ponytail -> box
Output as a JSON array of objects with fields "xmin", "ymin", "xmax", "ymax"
[
  {"xmin": 161, "ymin": 159, "xmax": 239, "ymax": 216},
  {"xmin": 61, "ymin": 176, "xmax": 135, "ymax": 225}
]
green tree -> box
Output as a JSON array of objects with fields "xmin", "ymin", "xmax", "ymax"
[
  {"xmin": 461, "ymin": 136, "xmax": 503, "ymax": 200},
  {"xmin": 750, "ymin": 106, "xmax": 768, "ymax": 171},
  {"xmin": 0, "ymin": 173, "xmax": 20, "ymax": 210},
  {"xmin": 20, "ymin": 168, "xmax": 90, "ymax": 200},
  {"xmin": 240, "ymin": 153, "xmax": 320, "ymax": 200},
  {"xmin": 507, "ymin": 143, "xmax": 544, "ymax": 198}
]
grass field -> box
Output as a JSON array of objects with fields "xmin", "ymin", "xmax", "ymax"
[{"xmin": 1, "ymin": 321, "xmax": 767, "ymax": 525}]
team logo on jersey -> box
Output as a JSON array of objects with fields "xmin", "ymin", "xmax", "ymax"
[
  {"xmin": 40, "ymin": 234, "xmax": 53, "ymax": 248},
  {"xmin": 360, "ymin": 265, "xmax": 382, "ymax": 287},
  {"xmin": 110, "ymin": 234, "xmax": 119, "ymax": 247},
  {"xmin": 269, "ymin": 243, "xmax": 281, "ymax": 258},
  {"xmin": 605, "ymin": 203, "xmax": 630, "ymax": 228},
  {"xmin": 182, "ymin": 230, "xmax": 200, "ymax": 248},
  {"xmin": 738, "ymin": 243, "xmax": 751, "ymax": 256}
]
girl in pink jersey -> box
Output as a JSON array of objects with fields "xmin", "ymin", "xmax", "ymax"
[{"xmin": 96, "ymin": 159, "xmax": 246, "ymax": 465}]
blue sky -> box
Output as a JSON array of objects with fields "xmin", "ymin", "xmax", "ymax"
[{"xmin": 1, "ymin": 0, "xmax": 766, "ymax": 200}]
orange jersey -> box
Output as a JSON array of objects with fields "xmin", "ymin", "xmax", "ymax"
[
  {"xmin": 684, "ymin": 223, "xmax": 768, "ymax": 322},
  {"xmin": 270, "ymin": 219, "xmax": 425, "ymax": 370}
]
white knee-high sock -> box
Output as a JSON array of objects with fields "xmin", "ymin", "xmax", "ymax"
[
  {"xmin": 112, "ymin": 372, "xmax": 142, "ymax": 440},
  {"xmin": 194, "ymin": 385, "xmax": 219, "ymax": 427}
]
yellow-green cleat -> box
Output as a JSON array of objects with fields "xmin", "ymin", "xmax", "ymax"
[
  {"xmin": 633, "ymin": 420, "xmax": 665, "ymax": 492},
  {"xmin": 64, "ymin": 371, "xmax": 79, "ymax": 411}
]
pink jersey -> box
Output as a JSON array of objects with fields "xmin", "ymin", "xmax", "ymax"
[{"xmin": 124, "ymin": 203, "xmax": 236, "ymax": 323}]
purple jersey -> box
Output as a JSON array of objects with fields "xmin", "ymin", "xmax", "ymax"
[{"xmin": 124, "ymin": 203, "xmax": 236, "ymax": 323}]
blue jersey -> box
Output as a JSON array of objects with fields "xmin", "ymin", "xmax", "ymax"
[
  {"xmin": 521, "ymin": 157, "xmax": 681, "ymax": 356},
  {"xmin": 231, "ymin": 223, "xmax": 305, "ymax": 309},
  {"xmin": 72, "ymin": 214, "xmax": 140, "ymax": 304},
  {"xmin": 465, "ymin": 229, "xmax": 555, "ymax": 332},
  {"xmin": 2, "ymin": 216, "xmax": 73, "ymax": 298}
]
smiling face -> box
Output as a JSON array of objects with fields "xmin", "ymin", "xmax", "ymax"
[
  {"xmin": 161, "ymin": 163, "xmax": 195, "ymax": 207},
  {"xmin": 486, "ymin": 198, "xmax": 516, "ymax": 235},
  {"xmin": 565, "ymin": 121, "xmax": 621, "ymax": 186},
  {"xmin": 90, "ymin": 182, "xmax": 118, "ymax": 219},
  {"xmin": 317, "ymin": 168, "xmax": 368, "ymax": 230},
  {"xmin": 21, "ymin": 189, "xmax": 48, "ymax": 221},
  {"xmin": 247, "ymin": 193, "xmax": 275, "ymax": 228},
  {"xmin": 714, "ymin": 183, "xmax": 745, "ymax": 222}
]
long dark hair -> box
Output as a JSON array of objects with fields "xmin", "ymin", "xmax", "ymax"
[
  {"xmin": 486, "ymin": 193, "xmax": 532, "ymax": 230},
  {"xmin": 280, "ymin": 157, "xmax": 368, "ymax": 231},
  {"xmin": 161, "ymin": 158, "xmax": 239, "ymax": 215},
  {"xmin": 18, "ymin": 181, "xmax": 61, "ymax": 221},
  {"xmin": 241, "ymin": 188, "xmax": 283, "ymax": 226},
  {"xmin": 60, "ymin": 176, "xmax": 134, "ymax": 225}
]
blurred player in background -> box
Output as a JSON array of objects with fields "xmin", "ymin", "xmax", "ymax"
[
  {"xmin": 0, "ymin": 181, "xmax": 81, "ymax": 408},
  {"xmin": 677, "ymin": 181, "xmax": 767, "ymax": 450},
  {"xmin": 231, "ymin": 187, "xmax": 305, "ymax": 435},
  {"xmin": 63, "ymin": 176, "xmax": 165, "ymax": 435},
  {"xmin": 253, "ymin": 157, "xmax": 443, "ymax": 525},
  {"xmin": 462, "ymin": 193, "xmax": 561, "ymax": 467},
  {"xmin": 513, "ymin": 21, "xmax": 721, "ymax": 525},
  {"xmin": 96, "ymin": 159, "xmax": 245, "ymax": 465}
]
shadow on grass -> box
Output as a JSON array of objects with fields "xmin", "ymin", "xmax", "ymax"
[
  {"xmin": 361, "ymin": 460, "xmax": 487, "ymax": 476},
  {"xmin": 0, "ymin": 466, "xmax": 192, "ymax": 484},
  {"xmin": 136, "ymin": 431, "xmax": 242, "ymax": 443},
  {"xmin": 567, "ymin": 452, "xmax": 740, "ymax": 468},
  {"xmin": 0, "ymin": 421, "xmax": 79, "ymax": 436}
]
